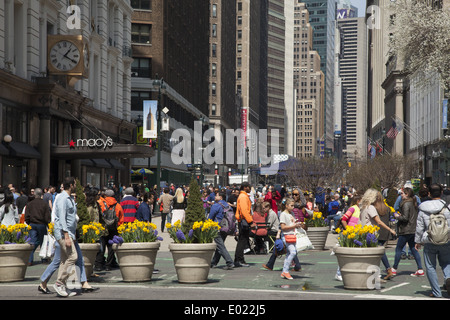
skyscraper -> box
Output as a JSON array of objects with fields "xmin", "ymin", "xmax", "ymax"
[
  {"xmin": 293, "ymin": 2, "xmax": 325, "ymax": 158},
  {"xmin": 335, "ymin": 16, "xmax": 368, "ymax": 161},
  {"xmin": 302, "ymin": 0, "xmax": 336, "ymax": 153},
  {"xmin": 266, "ymin": 0, "xmax": 286, "ymax": 154}
]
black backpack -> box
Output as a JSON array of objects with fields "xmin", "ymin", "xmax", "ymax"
[{"xmin": 102, "ymin": 201, "xmax": 118, "ymax": 233}]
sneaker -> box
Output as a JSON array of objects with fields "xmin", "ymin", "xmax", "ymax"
[
  {"xmin": 53, "ymin": 282, "xmax": 68, "ymax": 297},
  {"xmin": 335, "ymin": 274, "xmax": 343, "ymax": 281},
  {"xmin": 400, "ymin": 253, "xmax": 407, "ymax": 260},
  {"xmin": 281, "ymin": 272, "xmax": 293, "ymax": 280},
  {"xmin": 262, "ymin": 264, "xmax": 272, "ymax": 271},
  {"xmin": 66, "ymin": 288, "xmax": 77, "ymax": 297},
  {"xmin": 223, "ymin": 264, "xmax": 235, "ymax": 270},
  {"xmin": 410, "ymin": 270, "xmax": 425, "ymax": 277},
  {"xmin": 445, "ymin": 278, "xmax": 450, "ymax": 296},
  {"xmin": 391, "ymin": 268, "xmax": 397, "ymax": 276}
]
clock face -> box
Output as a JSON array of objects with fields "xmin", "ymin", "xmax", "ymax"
[{"xmin": 49, "ymin": 40, "xmax": 81, "ymax": 72}]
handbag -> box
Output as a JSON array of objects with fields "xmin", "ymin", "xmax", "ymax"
[
  {"xmin": 284, "ymin": 234, "xmax": 297, "ymax": 244},
  {"xmin": 296, "ymin": 228, "xmax": 314, "ymax": 251}
]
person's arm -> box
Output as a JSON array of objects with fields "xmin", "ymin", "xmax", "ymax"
[{"xmin": 373, "ymin": 215, "xmax": 396, "ymax": 236}]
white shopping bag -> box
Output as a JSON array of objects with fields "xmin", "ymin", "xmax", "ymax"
[
  {"xmin": 296, "ymin": 228, "xmax": 314, "ymax": 251},
  {"xmin": 39, "ymin": 235, "xmax": 49, "ymax": 259},
  {"xmin": 46, "ymin": 234, "xmax": 56, "ymax": 258}
]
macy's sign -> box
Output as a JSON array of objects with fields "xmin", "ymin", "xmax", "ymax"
[{"xmin": 69, "ymin": 137, "xmax": 114, "ymax": 150}]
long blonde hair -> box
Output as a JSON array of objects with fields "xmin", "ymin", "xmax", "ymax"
[
  {"xmin": 360, "ymin": 188, "xmax": 388, "ymax": 216},
  {"xmin": 174, "ymin": 188, "xmax": 184, "ymax": 203}
]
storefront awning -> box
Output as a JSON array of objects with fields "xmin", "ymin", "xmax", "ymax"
[
  {"xmin": 51, "ymin": 144, "xmax": 155, "ymax": 160},
  {"xmin": 108, "ymin": 159, "xmax": 125, "ymax": 170},
  {"xmin": 0, "ymin": 143, "xmax": 8, "ymax": 156},
  {"xmin": 8, "ymin": 142, "xmax": 41, "ymax": 159}
]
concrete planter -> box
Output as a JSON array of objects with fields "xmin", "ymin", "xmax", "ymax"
[
  {"xmin": 169, "ymin": 243, "xmax": 217, "ymax": 284},
  {"xmin": 306, "ymin": 227, "xmax": 329, "ymax": 250},
  {"xmin": 113, "ymin": 242, "xmax": 160, "ymax": 282},
  {"xmin": 0, "ymin": 244, "xmax": 33, "ymax": 282},
  {"xmin": 78, "ymin": 243, "xmax": 100, "ymax": 279},
  {"xmin": 335, "ymin": 246, "xmax": 386, "ymax": 290}
]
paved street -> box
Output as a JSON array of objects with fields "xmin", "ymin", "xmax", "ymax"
[{"xmin": 0, "ymin": 215, "xmax": 447, "ymax": 302}]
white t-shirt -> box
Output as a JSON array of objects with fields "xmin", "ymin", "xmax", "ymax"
[
  {"xmin": 279, "ymin": 210, "xmax": 296, "ymax": 235},
  {"xmin": 361, "ymin": 205, "xmax": 378, "ymax": 226}
]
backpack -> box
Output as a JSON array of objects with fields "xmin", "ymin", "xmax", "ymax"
[
  {"xmin": 103, "ymin": 201, "xmax": 118, "ymax": 233},
  {"xmin": 428, "ymin": 201, "xmax": 449, "ymax": 245},
  {"xmin": 219, "ymin": 203, "xmax": 236, "ymax": 235}
]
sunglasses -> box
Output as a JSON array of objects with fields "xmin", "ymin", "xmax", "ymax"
[{"xmin": 292, "ymin": 193, "xmax": 300, "ymax": 196}]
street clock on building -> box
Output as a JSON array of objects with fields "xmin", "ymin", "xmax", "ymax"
[{"xmin": 47, "ymin": 35, "xmax": 89, "ymax": 86}]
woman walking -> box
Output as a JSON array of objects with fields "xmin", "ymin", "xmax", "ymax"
[
  {"xmin": 279, "ymin": 198, "xmax": 303, "ymax": 280},
  {"xmin": 171, "ymin": 188, "xmax": 187, "ymax": 225},
  {"xmin": 360, "ymin": 189, "xmax": 397, "ymax": 280},
  {"xmin": 392, "ymin": 187, "xmax": 424, "ymax": 277}
]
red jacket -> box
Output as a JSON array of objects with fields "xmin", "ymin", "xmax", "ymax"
[{"xmin": 264, "ymin": 191, "xmax": 281, "ymax": 212}]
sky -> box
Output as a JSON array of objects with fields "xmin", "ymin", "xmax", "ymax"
[{"xmin": 349, "ymin": 0, "xmax": 367, "ymax": 17}]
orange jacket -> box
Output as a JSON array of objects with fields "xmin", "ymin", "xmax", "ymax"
[
  {"xmin": 235, "ymin": 191, "xmax": 253, "ymax": 224},
  {"xmin": 98, "ymin": 196, "xmax": 124, "ymax": 226}
]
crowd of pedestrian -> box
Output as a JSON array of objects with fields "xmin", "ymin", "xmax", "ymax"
[{"xmin": 0, "ymin": 178, "xmax": 449, "ymax": 298}]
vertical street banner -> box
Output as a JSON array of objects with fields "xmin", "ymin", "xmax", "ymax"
[
  {"xmin": 143, "ymin": 100, "xmax": 158, "ymax": 139},
  {"xmin": 241, "ymin": 107, "xmax": 248, "ymax": 148}
]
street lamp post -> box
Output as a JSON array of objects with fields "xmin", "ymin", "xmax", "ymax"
[
  {"xmin": 153, "ymin": 78, "xmax": 165, "ymax": 197},
  {"xmin": 382, "ymin": 128, "xmax": 386, "ymax": 155}
]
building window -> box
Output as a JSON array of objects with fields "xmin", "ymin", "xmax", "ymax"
[
  {"xmin": 132, "ymin": 24, "xmax": 151, "ymax": 44},
  {"xmin": 211, "ymin": 63, "xmax": 217, "ymax": 77},
  {"xmin": 131, "ymin": 58, "xmax": 152, "ymax": 78},
  {"xmin": 237, "ymin": 16, "xmax": 242, "ymax": 25},
  {"xmin": 211, "ymin": 104, "xmax": 217, "ymax": 116},
  {"xmin": 2, "ymin": 105, "xmax": 28, "ymax": 143},
  {"xmin": 212, "ymin": 24, "xmax": 217, "ymax": 37},
  {"xmin": 211, "ymin": 43, "xmax": 217, "ymax": 57},
  {"xmin": 238, "ymin": 2, "xmax": 242, "ymax": 11},
  {"xmin": 237, "ymin": 30, "xmax": 242, "ymax": 39},
  {"xmin": 212, "ymin": 4, "xmax": 217, "ymax": 17},
  {"xmin": 131, "ymin": 0, "xmax": 151, "ymax": 10},
  {"xmin": 211, "ymin": 83, "xmax": 216, "ymax": 96},
  {"xmin": 131, "ymin": 91, "xmax": 151, "ymax": 111}
]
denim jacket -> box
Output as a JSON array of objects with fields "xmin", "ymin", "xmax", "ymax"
[{"xmin": 53, "ymin": 191, "xmax": 77, "ymax": 241}]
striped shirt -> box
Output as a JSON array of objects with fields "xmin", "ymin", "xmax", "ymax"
[{"xmin": 120, "ymin": 195, "xmax": 139, "ymax": 223}]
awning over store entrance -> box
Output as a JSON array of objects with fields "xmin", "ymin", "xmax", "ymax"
[
  {"xmin": 2, "ymin": 142, "xmax": 41, "ymax": 159},
  {"xmin": 80, "ymin": 159, "xmax": 126, "ymax": 169},
  {"xmin": 0, "ymin": 143, "xmax": 8, "ymax": 156},
  {"xmin": 51, "ymin": 144, "xmax": 155, "ymax": 160}
]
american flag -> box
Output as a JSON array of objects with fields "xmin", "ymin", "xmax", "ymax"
[{"xmin": 386, "ymin": 120, "xmax": 404, "ymax": 140}]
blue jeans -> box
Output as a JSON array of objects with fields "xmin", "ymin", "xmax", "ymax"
[
  {"xmin": 378, "ymin": 240, "xmax": 391, "ymax": 270},
  {"xmin": 266, "ymin": 238, "xmax": 300, "ymax": 271},
  {"xmin": 423, "ymin": 243, "xmax": 450, "ymax": 298},
  {"xmin": 28, "ymin": 224, "xmax": 47, "ymax": 263},
  {"xmin": 282, "ymin": 239, "xmax": 301, "ymax": 273},
  {"xmin": 393, "ymin": 234, "xmax": 422, "ymax": 270},
  {"xmin": 211, "ymin": 232, "xmax": 233, "ymax": 267},
  {"xmin": 40, "ymin": 241, "xmax": 87, "ymax": 284}
]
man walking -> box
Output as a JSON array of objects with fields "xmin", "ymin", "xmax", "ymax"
[
  {"xmin": 52, "ymin": 177, "xmax": 78, "ymax": 297},
  {"xmin": 415, "ymin": 183, "xmax": 450, "ymax": 298},
  {"xmin": 25, "ymin": 188, "xmax": 51, "ymax": 265},
  {"xmin": 157, "ymin": 188, "xmax": 174, "ymax": 232},
  {"xmin": 120, "ymin": 187, "xmax": 139, "ymax": 223},
  {"xmin": 234, "ymin": 182, "xmax": 256, "ymax": 267},
  {"xmin": 209, "ymin": 191, "xmax": 234, "ymax": 270}
]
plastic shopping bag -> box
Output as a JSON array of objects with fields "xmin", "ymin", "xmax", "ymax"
[{"xmin": 296, "ymin": 227, "xmax": 314, "ymax": 251}]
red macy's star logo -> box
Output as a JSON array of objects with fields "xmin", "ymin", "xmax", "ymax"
[{"xmin": 69, "ymin": 140, "xmax": 76, "ymax": 148}]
